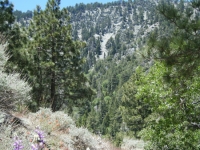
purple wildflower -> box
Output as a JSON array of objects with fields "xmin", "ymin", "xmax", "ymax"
[
  {"xmin": 33, "ymin": 127, "xmax": 45, "ymax": 149},
  {"xmin": 35, "ymin": 127, "xmax": 45, "ymax": 142},
  {"xmin": 13, "ymin": 137, "xmax": 23, "ymax": 150},
  {"xmin": 31, "ymin": 144, "xmax": 39, "ymax": 150}
]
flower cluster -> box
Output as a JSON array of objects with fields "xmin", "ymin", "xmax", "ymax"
[
  {"xmin": 13, "ymin": 127, "xmax": 45, "ymax": 150},
  {"xmin": 13, "ymin": 137, "xmax": 23, "ymax": 150},
  {"xmin": 31, "ymin": 127, "xmax": 45, "ymax": 150}
]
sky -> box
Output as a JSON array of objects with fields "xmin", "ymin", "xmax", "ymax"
[{"xmin": 10, "ymin": 0, "xmax": 116, "ymax": 12}]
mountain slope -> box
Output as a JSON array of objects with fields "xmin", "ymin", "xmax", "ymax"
[
  {"xmin": 66, "ymin": 0, "xmax": 169, "ymax": 146},
  {"xmin": 12, "ymin": 0, "xmax": 174, "ymax": 147}
]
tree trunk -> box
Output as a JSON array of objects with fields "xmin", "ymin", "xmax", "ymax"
[{"xmin": 51, "ymin": 46, "xmax": 56, "ymax": 111}]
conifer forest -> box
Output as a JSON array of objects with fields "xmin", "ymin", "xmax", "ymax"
[{"xmin": 1, "ymin": 0, "xmax": 200, "ymax": 149}]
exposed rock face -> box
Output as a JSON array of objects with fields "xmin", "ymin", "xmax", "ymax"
[{"xmin": 65, "ymin": 0, "xmax": 161, "ymax": 70}]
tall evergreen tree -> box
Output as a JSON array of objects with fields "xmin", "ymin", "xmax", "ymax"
[
  {"xmin": 0, "ymin": 0, "xmax": 14, "ymax": 34},
  {"xmin": 96, "ymin": 37, "xmax": 101, "ymax": 56},
  {"xmin": 0, "ymin": 1, "xmax": 29, "ymax": 75},
  {"xmin": 120, "ymin": 68, "xmax": 151, "ymax": 138},
  {"xmin": 20, "ymin": 0, "xmax": 92, "ymax": 111}
]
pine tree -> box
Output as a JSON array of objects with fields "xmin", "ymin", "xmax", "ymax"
[
  {"xmin": 19, "ymin": 0, "xmax": 92, "ymax": 111},
  {"xmin": 96, "ymin": 37, "xmax": 101, "ymax": 56},
  {"xmin": 147, "ymin": 0, "xmax": 200, "ymax": 78},
  {"xmin": 120, "ymin": 68, "xmax": 151, "ymax": 137},
  {"xmin": 0, "ymin": 1, "xmax": 29, "ymax": 75},
  {"xmin": 0, "ymin": 0, "xmax": 15, "ymax": 34}
]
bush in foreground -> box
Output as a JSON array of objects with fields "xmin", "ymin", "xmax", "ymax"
[
  {"xmin": 0, "ymin": 44, "xmax": 31, "ymax": 111},
  {"xmin": 1, "ymin": 108, "xmax": 125, "ymax": 150}
]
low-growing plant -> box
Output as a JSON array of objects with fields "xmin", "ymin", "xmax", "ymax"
[
  {"xmin": 27, "ymin": 108, "xmax": 122, "ymax": 150},
  {"xmin": 28, "ymin": 108, "xmax": 75, "ymax": 135},
  {"xmin": 13, "ymin": 137, "xmax": 23, "ymax": 150},
  {"xmin": 1, "ymin": 108, "xmax": 123, "ymax": 150},
  {"xmin": 31, "ymin": 127, "xmax": 45, "ymax": 150},
  {"xmin": 0, "ymin": 44, "xmax": 32, "ymax": 111}
]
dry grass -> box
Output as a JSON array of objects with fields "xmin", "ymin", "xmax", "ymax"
[
  {"xmin": 0, "ymin": 108, "xmax": 125, "ymax": 150},
  {"xmin": 0, "ymin": 108, "xmax": 145, "ymax": 150}
]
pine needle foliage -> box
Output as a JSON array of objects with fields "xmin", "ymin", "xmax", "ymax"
[
  {"xmin": 0, "ymin": 0, "xmax": 15, "ymax": 33},
  {"xmin": 19, "ymin": 0, "xmax": 92, "ymax": 111},
  {"xmin": 147, "ymin": 0, "xmax": 200, "ymax": 79}
]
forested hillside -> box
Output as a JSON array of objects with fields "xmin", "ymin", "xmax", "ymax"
[
  {"xmin": 65, "ymin": 0, "xmax": 176, "ymax": 146},
  {"xmin": 68, "ymin": 0, "xmax": 200, "ymax": 148},
  {"xmin": 2, "ymin": 0, "xmax": 200, "ymax": 149}
]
